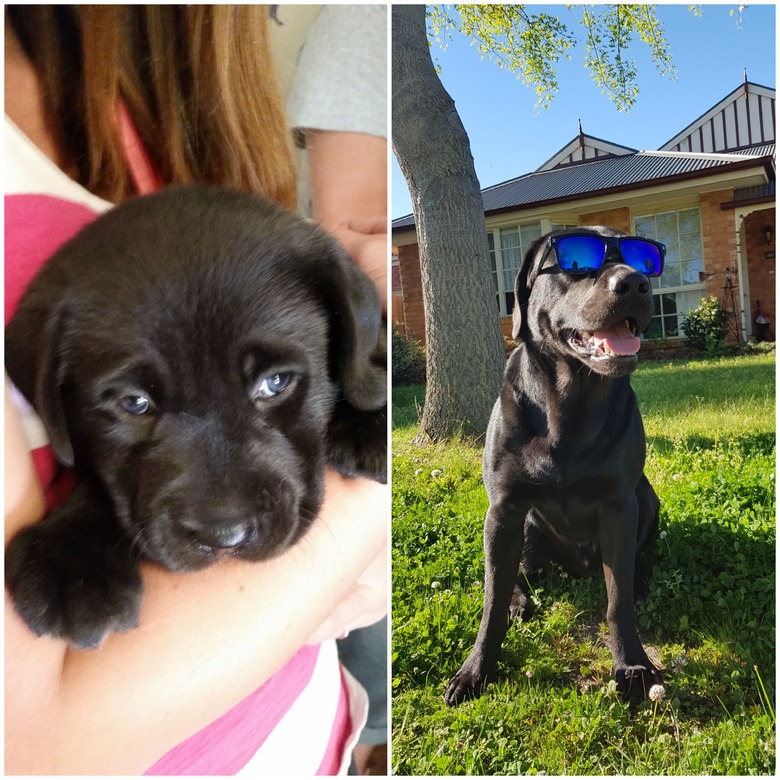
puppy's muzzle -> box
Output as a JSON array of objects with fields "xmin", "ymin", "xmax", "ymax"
[{"xmin": 169, "ymin": 480, "xmax": 303, "ymax": 565}]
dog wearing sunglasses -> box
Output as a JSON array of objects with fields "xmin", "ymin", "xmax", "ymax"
[{"xmin": 445, "ymin": 225, "xmax": 664, "ymax": 705}]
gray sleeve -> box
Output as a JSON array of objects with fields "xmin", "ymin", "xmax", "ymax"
[{"xmin": 287, "ymin": 4, "xmax": 387, "ymax": 139}]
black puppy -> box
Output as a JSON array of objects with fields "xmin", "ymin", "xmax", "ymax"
[
  {"xmin": 5, "ymin": 185, "xmax": 387, "ymax": 649},
  {"xmin": 445, "ymin": 226, "xmax": 663, "ymax": 704}
]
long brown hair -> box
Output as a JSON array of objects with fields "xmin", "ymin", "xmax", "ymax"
[{"xmin": 6, "ymin": 5, "xmax": 297, "ymax": 209}]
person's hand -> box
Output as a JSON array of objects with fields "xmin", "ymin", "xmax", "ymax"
[
  {"xmin": 326, "ymin": 219, "xmax": 387, "ymax": 313},
  {"xmin": 305, "ymin": 528, "xmax": 387, "ymax": 644},
  {"xmin": 305, "ymin": 129, "xmax": 387, "ymax": 312}
]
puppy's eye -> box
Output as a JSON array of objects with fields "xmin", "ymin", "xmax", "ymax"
[
  {"xmin": 254, "ymin": 372, "xmax": 293, "ymax": 400},
  {"xmin": 119, "ymin": 394, "xmax": 152, "ymax": 415}
]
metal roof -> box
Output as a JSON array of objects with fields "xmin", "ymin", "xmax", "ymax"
[{"xmin": 392, "ymin": 146, "xmax": 775, "ymax": 230}]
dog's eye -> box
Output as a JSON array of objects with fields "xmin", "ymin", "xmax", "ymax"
[
  {"xmin": 254, "ymin": 372, "xmax": 293, "ymax": 400},
  {"xmin": 119, "ymin": 394, "xmax": 152, "ymax": 416}
]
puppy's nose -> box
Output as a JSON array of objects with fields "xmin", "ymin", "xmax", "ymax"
[
  {"xmin": 186, "ymin": 517, "xmax": 253, "ymax": 550},
  {"xmin": 608, "ymin": 269, "xmax": 650, "ymax": 297}
]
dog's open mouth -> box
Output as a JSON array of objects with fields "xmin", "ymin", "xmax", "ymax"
[{"xmin": 569, "ymin": 318, "xmax": 641, "ymax": 361}]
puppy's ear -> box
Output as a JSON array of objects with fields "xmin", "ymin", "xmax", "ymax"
[
  {"xmin": 319, "ymin": 245, "xmax": 386, "ymax": 412},
  {"xmin": 6, "ymin": 291, "xmax": 75, "ymax": 467},
  {"xmin": 512, "ymin": 235, "xmax": 548, "ymax": 339}
]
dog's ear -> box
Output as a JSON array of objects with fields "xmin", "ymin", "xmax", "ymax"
[
  {"xmin": 317, "ymin": 244, "xmax": 387, "ymax": 412},
  {"xmin": 512, "ymin": 235, "xmax": 548, "ymax": 339},
  {"xmin": 5, "ymin": 289, "xmax": 75, "ymax": 467}
]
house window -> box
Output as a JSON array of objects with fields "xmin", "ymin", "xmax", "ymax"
[
  {"xmin": 391, "ymin": 257, "xmax": 402, "ymax": 296},
  {"xmin": 634, "ymin": 208, "xmax": 706, "ymax": 339},
  {"xmin": 488, "ymin": 222, "xmax": 543, "ymax": 316}
]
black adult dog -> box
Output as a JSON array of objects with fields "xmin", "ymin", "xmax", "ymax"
[
  {"xmin": 445, "ymin": 226, "xmax": 664, "ymax": 704},
  {"xmin": 5, "ymin": 185, "xmax": 387, "ymax": 649}
]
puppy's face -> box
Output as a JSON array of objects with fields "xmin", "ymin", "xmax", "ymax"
[
  {"xmin": 514, "ymin": 226, "xmax": 655, "ymax": 377},
  {"xmin": 64, "ymin": 291, "xmax": 333, "ymax": 570},
  {"xmin": 7, "ymin": 187, "xmax": 386, "ymax": 571}
]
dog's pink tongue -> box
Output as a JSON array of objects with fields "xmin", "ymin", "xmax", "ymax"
[{"xmin": 592, "ymin": 322, "xmax": 640, "ymax": 355}]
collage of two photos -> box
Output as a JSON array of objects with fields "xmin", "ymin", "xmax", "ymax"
[{"xmin": 3, "ymin": 3, "xmax": 776, "ymax": 777}]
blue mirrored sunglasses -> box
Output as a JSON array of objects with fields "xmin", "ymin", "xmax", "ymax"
[{"xmin": 546, "ymin": 233, "xmax": 665, "ymax": 277}]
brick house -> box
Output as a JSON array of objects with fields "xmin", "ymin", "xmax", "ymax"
[{"xmin": 392, "ymin": 80, "xmax": 776, "ymax": 350}]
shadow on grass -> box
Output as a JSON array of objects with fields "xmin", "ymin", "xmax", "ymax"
[{"xmin": 427, "ymin": 489, "xmax": 775, "ymax": 727}]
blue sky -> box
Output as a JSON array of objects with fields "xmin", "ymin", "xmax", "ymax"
[{"xmin": 391, "ymin": 3, "xmax": 777, "ymax": 218}]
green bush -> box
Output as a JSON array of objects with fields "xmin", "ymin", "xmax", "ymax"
[
  {"xmin": 392, "ymin": 326, "xmax": 426, "ymax": 385},
  {"xmin": 681, "ymin": 297, "xmax": 731, "ymax": 353}
]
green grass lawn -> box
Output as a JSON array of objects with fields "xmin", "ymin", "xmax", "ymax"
[{"xmin": 391, "ymin": 351, "xmax": 776, "ymax": 775}]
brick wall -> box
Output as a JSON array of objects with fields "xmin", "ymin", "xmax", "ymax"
[
  {"xmin": 395, "ymin": 243, "xmax": 426, "ymax": 344},
  {"xmin": 743, "ymin": 207, "xmax": 776, "ymax": 340},
  {"xmin": 580, "ymin": 206, "xmax": 632, "ymax": 233},
  {"xmin": 700, "ymin": 189, "xmax": 738, "ymax": 302}
]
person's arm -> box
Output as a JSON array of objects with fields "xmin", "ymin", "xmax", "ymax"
[
  {"xmin": 5, "ymin": 381, "xmax": 387, "ymax": 775},
  {"xmin": 306, "ymin": 129, "xmax": 388, "ymax": 310}
]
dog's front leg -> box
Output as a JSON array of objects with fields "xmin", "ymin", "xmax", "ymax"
[
  {"xmin": 599, "ymin": 497, "xmax": 662, "ymax": 699},
  {"xmin": 444, "ymin": 500, "xmax": 526, "ymax": 705},
  {"xmin": 5, "ymin": 478, "xmax": 143, "ymax": 649}
]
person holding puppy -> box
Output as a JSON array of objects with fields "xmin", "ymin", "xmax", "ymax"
[
  {"xmin": 4, "ymin": 5, "xmax": 387, "ymax": 775},
  {"xmin": 286, "ymin": 5, "xmax": 389, "ymax": 773}
]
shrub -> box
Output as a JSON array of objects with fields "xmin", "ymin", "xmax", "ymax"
[
  {"xmin": 681, "ymin": 297, "xmax": 731, "ymax": 353},
  {"xmin": 392, "ymin": 325, "xmax": 426, "ymax": 385}
]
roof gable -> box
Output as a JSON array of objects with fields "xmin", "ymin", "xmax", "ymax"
[
  {"xmin": 536, "ymin": 123, "xmax": 637, "ymax": 171},
  {"xmin": 660, "ymin": 79, "xmax": 775, "ymax": 154}
]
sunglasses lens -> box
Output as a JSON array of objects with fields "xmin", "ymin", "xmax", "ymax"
[
  {"xmin": 620, "ymin": 239, "xmax": 664, "ymax": 277},
  {"xmin": 554, "ymin": 235, "xmax": 606, "ymax": 273}
]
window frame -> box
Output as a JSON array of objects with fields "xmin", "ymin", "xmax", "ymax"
[{"xmin": 633, "ymin": 207, "xmax": 707, "ymax": 340}]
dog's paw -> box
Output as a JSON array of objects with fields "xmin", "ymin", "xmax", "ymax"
[
  {"xmin": 614, "ymin": 663, "xmax": 664, "ymax": 700},
  {"xmin": 508, "ymin": 584, "xmax": 535, "ymax": 623},
  {"xmin": 444, "ymin": 665, "xmax": 493, "ymax": 706},
  {"xmin": 5, "ymin": 523, "xmax": 143, "ymax": 649}
]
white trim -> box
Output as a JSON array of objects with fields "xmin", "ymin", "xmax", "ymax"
[{"xmin": 660, "ymin": 83, "xmax": 776, "ymax": 151}]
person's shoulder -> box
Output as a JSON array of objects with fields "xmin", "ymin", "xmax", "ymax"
[{"xmin": 4, "ymin": 116, "xmax": 112, "ymax": 213}]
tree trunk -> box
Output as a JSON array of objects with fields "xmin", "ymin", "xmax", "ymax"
[{"xmin": 392, "ymin": 4, "xmax": 505, "ymax": 442}]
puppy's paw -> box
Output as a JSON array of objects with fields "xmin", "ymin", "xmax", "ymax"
[
  {"xmin": 444, "ymin": 663, "xmax": 494, "ymax": 707},
  {"xmin": 5, "ymin": 523, "xmax": 143, "ymax": 649},
  {"xmin": 614, "ymin": 663, "xmax": 664, "ymax": 701}
]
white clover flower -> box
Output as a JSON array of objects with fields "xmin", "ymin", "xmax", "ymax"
[
  {"xmin": 659, "ymin": 530, "xmax": 667, "ymax": 539},
  {"xmin": 648, "ymin": 684, "xmax": 666, "ymax": 702},
  {"xmin": 431, "ymin": 581, "xmax": 441, "ymax": 589},
  {"xmin": 431, "ymin": 469, "xmax": 443, "ymax": 478},
  {"xmin": 414, "ymin": 468, "xmax": 423, "ymax": 476},
  {"xmin": 672, "ymin": 473, "xmax": 682, "ymax": 480}
]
